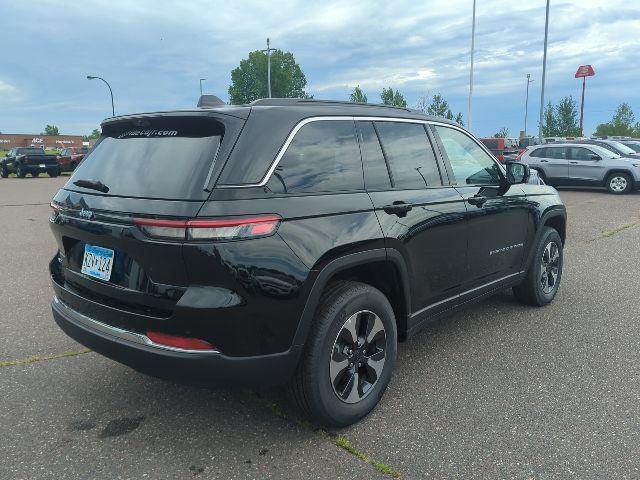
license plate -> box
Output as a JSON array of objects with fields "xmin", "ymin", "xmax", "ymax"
[
  {"xmin": 81, "ymin": 244, "xmax": 114, "ymax": 281},
  {"xmin": 39, "ymin": 164, "xmax": 46, "ymax": 168}
]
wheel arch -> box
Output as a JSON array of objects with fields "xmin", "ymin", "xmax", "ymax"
[{"xmin": 292, "ymin": 249, "xmax": 412, "ymax": 347}]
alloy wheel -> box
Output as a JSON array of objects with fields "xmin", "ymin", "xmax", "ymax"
[
  {"xmin": 609, "ymin": 176, "xmax": 627, "ymax": 193},
  {"xmin": 329, "ymin": 310, "xmax": 387, "ymax": 404},
  {"xmin": 540, "ymin": 241, "xmax": 560, "ymax": 294}
]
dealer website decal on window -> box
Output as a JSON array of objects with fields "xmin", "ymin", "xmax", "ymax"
[{"xmin": 117, "ymin": 129, "xmax": 178, "ymax": 139}]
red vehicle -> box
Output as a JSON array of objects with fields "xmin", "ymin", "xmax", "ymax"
[
  {"xmin": 480, "ymin": 137, "xmax": 521, "ymax": 162},
  {"xmin": 56, "ymin": 147, "xmax": 88, "ymax": 172}
]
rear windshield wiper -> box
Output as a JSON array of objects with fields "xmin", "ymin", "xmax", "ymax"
[{"xmin": 73, "ymin": 179, "xmax": 110, "ymax": 193}]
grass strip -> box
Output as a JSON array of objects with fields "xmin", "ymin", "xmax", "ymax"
[{"xmin": 0, "ymin": 349, "xmax": 91, "ymax": 367}]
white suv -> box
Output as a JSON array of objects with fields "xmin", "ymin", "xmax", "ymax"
[{"xmin": 519, "ymin": 143, "xmax": 640, "ymax": 194}]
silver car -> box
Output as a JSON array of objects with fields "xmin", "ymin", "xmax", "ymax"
[{"xmin": 519, "ymin": 143, "xmax": 640, "ymax": 194}]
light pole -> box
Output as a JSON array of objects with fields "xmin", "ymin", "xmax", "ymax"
[
  {"xmin": 524, "ymin": 73, "xmax": 534, "ymax": 135},
  {"xmin": 199, "ymin": 78, "xmax": 206, "ymax": 96},
  {"xmin": 538, "ymin": 0, "xmax": 550, "ymax": 142},
  {"xmin": 87, "ymin": 75, "xmax": 115, "ymax": 117},
  {"xmin": 261, "ymin": 38, "xmax": 277, "ymax": 98},
  {"xmin": 468, "ymin": 0, "xmax": 477, "ymax": 132}
]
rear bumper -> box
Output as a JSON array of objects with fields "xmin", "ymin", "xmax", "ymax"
[{"xmin": 51, "ymin": 296, "xmax": 302, "ymax": 388}]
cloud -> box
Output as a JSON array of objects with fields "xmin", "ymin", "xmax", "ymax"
[{"xmin": 0, "ymin": 0, "xmax": 638, "ymax": 137}]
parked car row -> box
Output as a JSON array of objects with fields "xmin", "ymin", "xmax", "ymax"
[
  {"xmin": 517, "ymin": 140, "xmax": 640, "ymax": 194},
  {"xmin": 0, "ymin": 146, "xmax": 88, "ymax": 178}
]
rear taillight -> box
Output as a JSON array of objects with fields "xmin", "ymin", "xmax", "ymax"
[
  {"xmin": 134, "ymin": 215, "xmax": 281, "ymax": 241},
  {"xmin": 515, "ymin": 151, "xmax": 524, "ymax": 161},
  {"xmin": 146, "ymin": 331, "xmax": 216, "ymax": 351},
  {"xmin": 497, "ymin": 154, "xmax": 505, "ymax": 162}
]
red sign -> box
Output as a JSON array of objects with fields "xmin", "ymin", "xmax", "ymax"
[{"xmin": 575, "ymin": 65, "xmax": 595, "ymax": 78}]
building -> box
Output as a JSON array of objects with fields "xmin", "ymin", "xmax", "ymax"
[{"xmin": 0, "ymin": 134, "xmax": 84, "ymax": 151}]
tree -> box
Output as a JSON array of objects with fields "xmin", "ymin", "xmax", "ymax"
[
  {"xmin": 541, "ymin": 96, "xmax": 581, "ymax": 137},
  {"xmin": 228, "ymin": 49, "xmax": 310, "ymax": 104},
  {"xmin": 43, "ymin": 125, "xmax": 59, "ymax": 136},
  {"xmin": 594, "ymin": 103, "xmax": 640, "ymax": 137},
  {"xmin": 417, "ymin": 93, "xmax": 464, "ymax": 125},
  {"xmin": 83, "ymin": 129, "xmax": 101, "ymax": 142},
  {"xmin": 494, "ymin": 127, "xmax": 509, "ymax": 138},
  {"xmin": 349, "ymin": 85, "xmax": 368, "ymax": 103},
  {"xmin": 380, "ymin": 87, "xmax": 407, "ymax": 107},
  {"xmin": 541, "ymin": 101, "xmax": 558, "ymax": 137},
  {"xmin": 555, "ymin": 96, "xmax": 581, "ymax": 137}
]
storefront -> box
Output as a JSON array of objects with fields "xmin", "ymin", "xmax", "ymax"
[{"xmin": 0, "ymin": 134, "xmax": 84, "ymax": 150}]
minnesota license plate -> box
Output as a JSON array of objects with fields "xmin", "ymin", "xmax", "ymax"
[{"xmin": 81, "ymin": 244, "xmax": 114, "ymax": 281}]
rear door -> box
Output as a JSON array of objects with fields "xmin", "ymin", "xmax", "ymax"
[
  {"xmin": 431, "ymin": 125, "xmax": 530, "ymax": 290},
  {"xmin": 538, "ymin": 146, "xmax": 569, "ymax": 182},
  {"xmin": 567, "ymin": 146, "xmax": 606, "ymax": 184},
  {"xmin": 360, "ymin": 120, "xmax": 468, "ymax": 316}
]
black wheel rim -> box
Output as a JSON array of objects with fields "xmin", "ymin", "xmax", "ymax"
[
  {"xmin": 540, "ymin": 241, "xmax": 560, "ymax": 294},
  {"xmin": 329, "ymin": 310, "xmax": 386, "ymax": 404}
]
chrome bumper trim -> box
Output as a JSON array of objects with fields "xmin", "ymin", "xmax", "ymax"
[{"xmin": 52, "ymin": 296, "xmax": 220, "ymax": 355}]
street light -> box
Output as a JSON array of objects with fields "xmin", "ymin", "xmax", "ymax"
[
  {"xmin": 261, "ymin": 38, "xmax": 277, "ymax": 98},
  {"xmin": 524, "ymin": 73, "xmax": 534, "ymax": 135},
  {"xmin": 538, "ymin": 0, "xmax": 550, "ymax": 142},
  {"xmin": 199, "ymin": 78, "xmax": 206, "ymax": 96},
  {"xmin": 87, "ymin": 75, "xmax": 115, "ymax": 117}
]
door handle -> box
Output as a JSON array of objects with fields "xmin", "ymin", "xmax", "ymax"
[
  {"xmin": 467, "ymin": 195, "xmax": 488, "ymax": 207},
  {"xmin": 383, "ymin": 201, "xmax": 412, "ymax": 217},
  {"xmin": 540, "ymin": 159, "xmax": 549, "ymax": 163},
  {"xmin": 569, "ymin": 161, "xmax": 579, "ymax": 164}
]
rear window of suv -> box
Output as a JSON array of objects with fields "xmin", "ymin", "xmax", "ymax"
[{"xmin": 67, "ymin": 115, "xmax": 239, "ymax": 200}]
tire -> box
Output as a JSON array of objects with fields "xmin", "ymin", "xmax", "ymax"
[
  {"xmin": 48, "ymin": 168, "xmax": 60, "ymax": 178},
  {"xmin": 32, "ymin": 171, "xmax": 39, "ymax": 178},
  {"xmin": 513, "ymin": 227, "xmax": 563, "ymax": 306},
  {"xmin": 534, "ymin": 169, "xmax": 547, "ymax": 184},
  {"xmin": 289, "ymin": 281, "xmax": 397, "ymax": 427},
  {"xmin": 16, "ymin": 164, "xmax": 26, "ymax": 178},
  {"xmin": 606, "ymin": 172, "xmax": 632, "ymax": 194},
  {"xmin": 70, "ymin": 161, "xmax": 77, "ymax": 171},
  {"xmin": 0, "ymin": 166, "xmax": 8, "ymax": 178}
]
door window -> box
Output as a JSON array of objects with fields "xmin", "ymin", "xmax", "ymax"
[
  {"xmin": 434, "ymin": 126, "xmax": 502, "ymax": 185},
  {"xmin": 567, "ymin": 147, "xmax": 593, "ymax": 161},
  {"xmin": 267, "ymin": 120, "xmax": 363, "ymax": 193},
  {"xmin": 545, "ymin": 147, "xmax": 566, "ymax": 159},
  {"xmin": 357, "ymin": 121, "xmax": 392, "ymax": 190},
  {"xmin": 374, "ymin": 121, "xmax": 442, "ymax": 189}
]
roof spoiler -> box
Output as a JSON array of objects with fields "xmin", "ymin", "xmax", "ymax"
[{"xmin": 197, "ymin": 95, "xmax": 226, "ymax": 108}]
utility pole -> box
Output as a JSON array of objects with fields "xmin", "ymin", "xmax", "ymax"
[
  {"xmin": 199, "ymin": 78, "xmax": 206, "ymax": 96},
  {"xmin": 261, "ymin": 38, "xmax": 277, "ymax": 98},
  {"xmin": 468, "ymin": 0, "xmax": 477, "ymax": 132},
  {"xmin": 539, "ymin": 0, "xmax": 550, "ymax": 142},
  {"xmin": 524, "ymin": 73, "xmax": 534, "ymax": 135}
]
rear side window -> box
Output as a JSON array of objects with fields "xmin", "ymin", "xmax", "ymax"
[
  {"xmin": 68, "ymin": 116, "xmax": 236, "ymax": 200},
  {"xmin": 357, "ymin": 122, "xmax": 392, "ymax": 190},
  {"xmin": 482, "ymin": 139, "xmax": 499, "ymax": 150},
  {"xmin": 530, "ymin": 147, "xmax": 546, "ymax": 158},
  {"xmin": 374, "ymin": 122, "xmax": 442, "ymax": 189},
  {"xmin": 267, "ymin": 120, "xmax": 363, "ymax": 194},
  {"xmin": 546, "ymin": 147, "xmax": 566, "ymax": 159}
]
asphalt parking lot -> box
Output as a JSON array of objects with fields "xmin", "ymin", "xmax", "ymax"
[{"xmin": 1, "ymin": 177, "xmax": 639, "ymax": 480}]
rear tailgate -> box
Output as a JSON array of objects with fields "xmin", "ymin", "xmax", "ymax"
[
  {"xmin": 24, "ymin": 154, "xmax": 58, "ymax": 166},
  {"xmin": 50, "ymin": 112, "xmax": 244, "ymax": 324}
]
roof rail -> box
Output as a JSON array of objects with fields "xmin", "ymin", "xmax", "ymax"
[{"xmin": 249, "ymin": 98, "xmax": 414, "ymax": 113}]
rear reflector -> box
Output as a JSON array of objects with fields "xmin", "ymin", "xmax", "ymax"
[
  {"xmin": 134, "ymin": 215, "xmax": 281, "ymax": 241},
  {"xmin": 146, "ymin": 331, "xmax": 216, "ymax": 351}
]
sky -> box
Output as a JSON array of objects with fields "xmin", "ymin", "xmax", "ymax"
[{"xmin": 1, "ymin": 0, "xmax": 639, "ymax": 138}]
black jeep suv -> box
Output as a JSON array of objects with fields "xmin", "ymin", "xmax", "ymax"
[{"xmin": 49, "ymin": 98, "xmax": 566, "ymax": 427}]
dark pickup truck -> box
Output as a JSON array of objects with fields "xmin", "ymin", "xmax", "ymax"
[{"xmin": 1, "ymin": 147, "xmax": 60, "ymax": 178}]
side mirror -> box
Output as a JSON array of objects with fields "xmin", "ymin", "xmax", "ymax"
[
  {"xmin": 589, "ymin": 154, "xmax": 601, "ymax": 161},
  {"xmin": 505, "ymin": 161, "xmax": 530, "ymax": 184}
]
